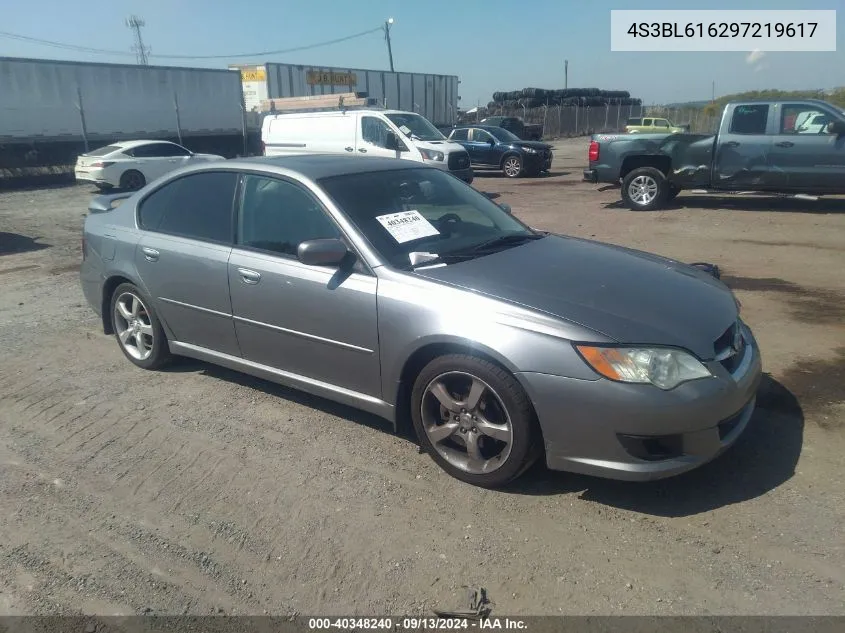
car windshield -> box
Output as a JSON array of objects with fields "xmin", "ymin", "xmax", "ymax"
[
  {"xmin": 319, "ymin": 168, "xmax": 541, "ymax": 269},
  {"xmin": 385, "ymin": 113, "xmax": 445, "ymax": 141},
  {"xmin": 488, "ymin": 127, "xmax": 521, "ymax": 142}
]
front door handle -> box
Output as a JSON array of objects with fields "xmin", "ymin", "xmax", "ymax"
[
  {"xmin": 358, "ymin": 148, "xmax": 368, "ymax": 153},
  {"xmin": 238, "ymin": 268, "xmax": 261, "ymax": 284},
  {"xmin": 775, "ymin": 141, "xmax": 795, "ymax": 148},
  {"xmin": 141, "ymin": 247, "xmax": 159, "ymax": 262},
  {"xmin": 344, "ymin": 146, "xmax": 354, "ymax": 152},
  {"xmin": 724, "ymin": 141, "xmax": 740, "ymax": 148}
]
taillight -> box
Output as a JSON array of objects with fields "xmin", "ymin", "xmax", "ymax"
[
  {"xmin": 90, "ymin": 161, "xmax": 114, "ymax": 168},
  {"xmin": 588, "ymin": 141, "xmax": 600, "ymax": 162}
]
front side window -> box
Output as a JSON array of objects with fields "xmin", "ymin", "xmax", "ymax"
[
  {"xmin": 237, "ymin": 175, "xmax": 341, "ymax": 257},
  {"xmin": 470, "ymin": 129, "xmax": 494, "ymax": 143},
  {"xmin": 361, "ymin": 116, "xmax": 394, "ymax": 148},
  {"xmin": 138, "ymin": 171, "xmax": 237, "ymax": 243},
  {"xmin": 781, "ymin": 105, "xmax": 833, "ymax": 134},
  {"xmin": 320, "ymin": 168, "xmax": 539, "ymax": 269},
  {"xmin": 729, "ymin": 105, "xmax": 769, "ymax": 135},
  {"xmin": 487, "ymin": 127, "xmax": 521, "ymax": 143}
]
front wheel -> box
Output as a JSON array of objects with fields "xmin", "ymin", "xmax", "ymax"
[
  {"xmin": 410, "ymin": 354, "xmax": 540, "ymax": 488},
  {"xmin": 621, "ymin": 167, "xmax": 669, "ymax": 211},
  {"xmin": 502, "ymin": 155, "xmax": 523, "ymax": 178}
]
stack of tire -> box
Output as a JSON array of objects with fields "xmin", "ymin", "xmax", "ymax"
[{"xmin": 490, "ymin": 87, "xmax": 642, "ymax": 108}]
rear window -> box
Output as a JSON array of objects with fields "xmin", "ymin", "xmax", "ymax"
[
  {"xmin": 626, "ymin": 118, "xmax": 642, "ymax": 125},
  {"xmin": 85, "ymin": 145, "xmax": 122, "ymax": 157}
]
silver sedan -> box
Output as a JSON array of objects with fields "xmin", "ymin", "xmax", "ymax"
[{"xmin": 80, "ymin": 155, "xmax": 762, "ymax": 488}]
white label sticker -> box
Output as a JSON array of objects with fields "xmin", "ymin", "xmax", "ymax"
[{"xmin": 375, "ymin": 210, "xmax": 440, "ymax": 244}]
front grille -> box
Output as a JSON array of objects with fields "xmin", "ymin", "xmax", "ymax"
[
  {"xmin": 714, "ymin": 320, "xmax": 745, "ymax": 373},
  {"xmin": 448, "ymin": 151, "xmax": 470, "ymax": 171}
]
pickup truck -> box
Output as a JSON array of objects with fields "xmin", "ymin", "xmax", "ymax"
[
  {"xmin": 479, "ymin": 116, "xmax": 544, "ymax": 141},
  {"xmin": 625, "ymin": 117, "xmax": 689, "ymax": 134},
  {"xmin": 583, "ymin": 99, "xmax": 845, "ymax": 210}
]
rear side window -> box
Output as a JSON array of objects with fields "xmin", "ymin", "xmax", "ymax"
[
  {"xmin": 138, "ymin": 171, "xmax": 237, "ymax": 244},
  {"xmin": 729, "ymin": 105, "xmax": 769, "ymax": 135},
  {"xmin": 450, "ymin": 129, "xmax": 468, "ymax": 141},
  {"xmin": 626, "ymin": 118, "xmax": 642, "ymax": 125}
]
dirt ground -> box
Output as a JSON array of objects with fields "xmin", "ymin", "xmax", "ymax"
[{"xmin": 0, "ymin": 137, "xmax": 843, "ymax": 617}]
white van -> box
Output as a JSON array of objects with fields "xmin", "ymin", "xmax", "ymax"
[{"xmin": 261, "ymin": 109, "xmax": 474, "ymax": 183}]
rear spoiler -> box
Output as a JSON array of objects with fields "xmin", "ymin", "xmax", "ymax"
[{"xmin": 88, "ymin": 192, "xmax": 134, "ymax": 214}]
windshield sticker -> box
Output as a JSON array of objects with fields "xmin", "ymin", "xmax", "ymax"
[
  {"xmin": 399, "ymin": 125, "xmax": 412, "ymax": 135},
  {"xmin": 375, "ymin": 210, "xmax": 440, "ymax": 244}
]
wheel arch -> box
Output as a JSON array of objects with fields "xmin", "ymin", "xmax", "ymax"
[
  {"xmin": 619, "ymin": 155, "xmax": 672, "ymax": 181},
  {"xmin": 100, "ymin": 273, "xmax": 150, "ymax": 335},
  {"xmin": 499, "ymin": 151, "xmax": 522, "ymax": 169}
]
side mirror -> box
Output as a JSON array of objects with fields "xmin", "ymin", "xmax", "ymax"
[
  {"xmin": 498, "ymin": 202, "xmax": 512, "ymax": 215},
  {"xmin": 828, "ymin": 120, "xmax": 845, "ymax": 135},
  {"xmin": 488, "ymin": 138, "xmax": 496, "ymax": 145},
  {"xmin": 385, "ymin": 131, "xmax": 405, "ymax": 151},
  {"xmin": 297, "ymin": 238, "xmax": 349, "ymax": 267}
]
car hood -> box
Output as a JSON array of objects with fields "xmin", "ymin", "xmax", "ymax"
[
  {"xmin": 511, "ymin": 141, "xmax": 552, "ymax": 151},
  {"xmin": 412, "ymin": 139, "xmax": 467, "ymax": 155},
  {"xmin": 414, "ymin": 234, "xmax": 737, "ymax": 359}
]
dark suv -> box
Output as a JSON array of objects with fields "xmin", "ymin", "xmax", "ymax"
[{"xmin": 447, "ymin": 125, "xmax": 553, "ymax": 178}]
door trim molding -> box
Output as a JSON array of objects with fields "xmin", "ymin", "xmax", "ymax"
[
  {"xmin": 159, "ymin": 297, "xmax": 231, "ymax": 319},
  {"xmin": 233, "ymin": 315, "xmax": 374, "ymax": 354}
]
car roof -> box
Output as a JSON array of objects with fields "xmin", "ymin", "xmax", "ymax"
[
  {"xmin": 224, "ymin": 154, "xmax": 424, "ymax": 180},
  {"xmin": 110, "ymin": 139, "xmax": 179, "ymax": 150},
  {"xmin": 451, "ymin": 124, "xmax": 502, "ymax": 131}
]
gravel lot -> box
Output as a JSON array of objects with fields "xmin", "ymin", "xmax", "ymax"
[{"xmin": 1, "ymin": 138, "xmax": 843, "ymax": 616}]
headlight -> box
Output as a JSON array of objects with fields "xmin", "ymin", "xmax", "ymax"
[
  {"xmin": 520, "ymin": 146, "xmax": 538, "ymax": 154},
  {"xmin": 575, "ymin": 345, "xmax": 712, "ymax": 390},
  {"xmin": 420, "ymin": 149, "xmax": 444, "ymax": 161}
]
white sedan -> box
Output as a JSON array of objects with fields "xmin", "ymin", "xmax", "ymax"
[{"xmin": 74, "ymin": 140, "xmax": 224, "ymax": 191}]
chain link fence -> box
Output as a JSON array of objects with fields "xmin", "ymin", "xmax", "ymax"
[{"xmin": 464, "ymin": 104, "xmax": 719, "ymax": 138}]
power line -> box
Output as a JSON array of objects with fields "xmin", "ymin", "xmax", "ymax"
[{"xmin": 0, "ymin": 26, "xmax": 384, "ymax": 61}]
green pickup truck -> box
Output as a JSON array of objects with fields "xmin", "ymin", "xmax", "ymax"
[{"xmin": 625, "ymin": 117, "xmax": 689, "ymax": 134}]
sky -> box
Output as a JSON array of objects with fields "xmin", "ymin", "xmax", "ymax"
[{"xmin": 1, "ymin": 0, "xmax": 843, "ymax": 107}]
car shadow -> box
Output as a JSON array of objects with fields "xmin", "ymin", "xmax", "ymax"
[
  {"xmin": 473, "ymin": 171, "xmax": 571, "ymax": 179},
  {"xmin": 604, "ymin": 195, "xmax": 845, "ymax": 214},
  {"xmin": 0, "ymin": 232, "xmax": 51, "ymax": 256},
  {"xmin": 162, "ymin": 357, "xmax": 403, "ymax": 439},
  {"xmin": 505, "ymin": 374, "xmax": 804, "ymax": 516}
]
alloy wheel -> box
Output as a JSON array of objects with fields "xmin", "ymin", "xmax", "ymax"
[{"xmin": 113, "ymin": 291, "xmax": 155, "ymax": 361}]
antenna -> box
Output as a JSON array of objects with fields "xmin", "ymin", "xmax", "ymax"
[{"xmin": 126, "ymin": 15, "xmax": 150, "ymax": 65}]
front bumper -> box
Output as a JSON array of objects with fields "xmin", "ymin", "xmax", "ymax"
[
  {"xmin": 518, "ymin": 325, "xmax": 763, "ymax": 481},
  {"xmin": 583, "ymin": 168, "xmax": 598, "ymax": 183}
]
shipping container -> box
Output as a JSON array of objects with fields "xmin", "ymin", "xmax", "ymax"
[
  {"xmin": 0, "ymin": 57, "xmax": 245, "ymax": 142},
  {"xmin": 230, "ymin": 62, "xmax": 460, "ymax": 127}
]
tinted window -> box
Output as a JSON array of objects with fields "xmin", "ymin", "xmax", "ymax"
[
  {"xmin": 86, "ymin": 144, "xmax": 122, "ymax": 157},
  {"xmin": 781, "ymin": 105, "xmax": 831, "ymax": 134},
  {"xmin": 139, "ymin": 171, "xmax": 237, "ymax": 243},
  {"xmin": 626, "ymin": 118, "xmax": 642, "ymax": 125},
  {"xmin": 450, "ymin": 128, "xmax": 469, "ymax": 141},
  {"xmin": 471, "ymin": 129, "xmax": 494, "ymax": 143},
  {"xmin": 361, "ymin": 116, "xmax": 393, "ymax": 148},
  {"xmin": 488, "ymin": 127, "xmax": 521, "ymax": 142},
  {"xmin": 729, "ymin": 105, "xmax": 769, "ymax": 135},
  {"xmin": 237, "ymin": 175, "xmax": 341, "ymax": 257},
  {"xmin": 132, "ymin": 143, "xmax": 188, "ymax": 158},
  {"xmin": 158, "ymin": 143, "xmax": 191, "ymax": 156}
]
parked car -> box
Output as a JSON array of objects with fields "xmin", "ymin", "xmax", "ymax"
[
  {"xmin": 447, "ymin": 125, "xmax": 553, "ymax": 177},
  {"xmin": 261, "ymin": 108, "xmax": 473, "ymax": 184},
  {"xmin": 479, "ymin": 116, "xmax": 544, "ymax": 141},
  {"xmin": 81, "ymin": 155, "xmax": 761, "ymax": 488},
  {"xmin": 584, "ymin": 99, "xmax": 845, "ymax": 210},
  {"xmin": 74, "ymin": 140, "xmax": 224, "ymax": 191},
  {"xmin": 625, "ymin": 117, "xmax": 688, "ymax": 134}
]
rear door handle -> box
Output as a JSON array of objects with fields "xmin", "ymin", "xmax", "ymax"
[
  {"xmin": 238, "ymin": 268, "xmax": 261, "ymax": 284},
  {"xmin": 724, "ymin": 141, "xmax": 740, "ymax": 148},
  {"xmin": 358, "ymin": 148, "xmax": 368, "ymax": 153},
  {"xmin": 141, "ymin": 247, "xmax": 159, "ymax": 262},
  {"xmin": 775, "ymin": 141, "xmax": 795, "ymax": 148},
  {"xmin": 344, "ymin": 146, "xmax": 354, "ymax": 152}
]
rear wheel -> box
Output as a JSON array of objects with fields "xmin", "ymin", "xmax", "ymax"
[
  {"xmin": 119, "ymin": 170, "xmax": 146, "ymax": 191},
  {"xmin": 110, "ymin": 283, "xmax": 171, "ymax": 370},
  {"xmin": 502, "ymin": 155, "xmax": 523, "ymax": 178},
  {"xmin": 621, "ymin": 167, "xmax": 668, "ymax": 211},
  {"xmin": 410, "ymin": 354, "xmax": 539, "ymax": 488}
]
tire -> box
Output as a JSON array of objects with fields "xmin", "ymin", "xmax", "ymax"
[
  {"xmin": 621, "ymin": 166, "xmax": 669, "ymax": 211},
  {"xmin": 410, "ymin": 354, "xmax": 540, "ymax": 488},
  {"xmin": 119, "ymin": 170, "xmax": 146, "ymax": 191},
  {"xmin": 502, "ymin": 155, "xmax": 523, "ymax": 178},
  {"xmin": 109, "ymin": 282, "xmax": 171, "ymax": 370}
]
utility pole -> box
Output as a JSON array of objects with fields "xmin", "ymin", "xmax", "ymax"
[
  {"xmin": 384, "ymin": 18, "xmax": 395, "ymax": 72},
  {"xmin": 126, "ymin": 15, "xmax": 149, "ymax": 66},
  {"xmin": 564, "ymin": 60, "xmax": 568, "ymax": 90},
  {"xmin": 711, "ymin": 80, "xmax": 715, "ymax": 102}
]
